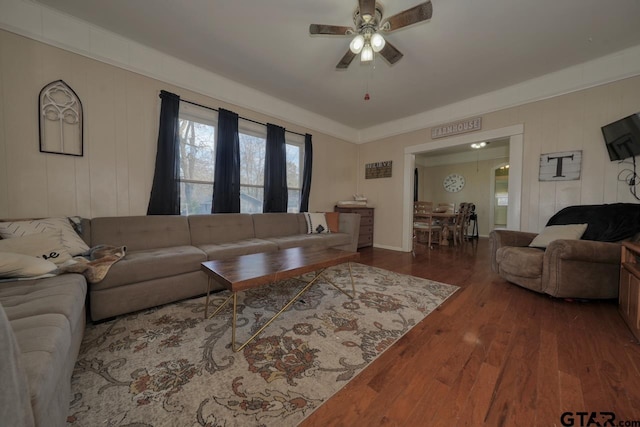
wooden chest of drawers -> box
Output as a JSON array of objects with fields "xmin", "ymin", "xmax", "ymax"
[
  {"xmin": 620, "ymin": 242, "xmax": 640, "ymax": 341},
  {"xmin": 334, "ymin": 206, "xmax": 374, "ymax": 249}
]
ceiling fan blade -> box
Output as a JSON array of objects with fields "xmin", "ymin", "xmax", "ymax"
[
  {"xmin": 378, "ymin": 41, "xmax": 403, "ymax": 65},
  {"xmin": 336, "ymin": 50, "xmax": 357, "ymax": 69},
  {"xmin": 381, "ymin": 1, "xmax": 433, "ymax": 32},
  {"xmin": 359, "ymin": 0, "xmax": 376, "ymax": 22},
  {"xmin": 309, "ymin": 24, "xmax": 354, "ymax": 35}
]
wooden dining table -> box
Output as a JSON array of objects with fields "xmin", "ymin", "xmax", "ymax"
[{"xmin": 414, "ymin": 211, "xmax": 458, "ymax": 246}]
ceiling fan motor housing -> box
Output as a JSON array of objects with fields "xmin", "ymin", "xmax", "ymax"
[{"xmin": 353, "ymin": 3, "xmax": 384, "ymax": 31}]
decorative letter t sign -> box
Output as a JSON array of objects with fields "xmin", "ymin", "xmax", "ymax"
[{"xmin": 539, "ymin": 151, "xmax": 582, "ymax": 181}]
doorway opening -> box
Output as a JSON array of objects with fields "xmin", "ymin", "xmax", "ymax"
[
  {"xmin": 490, "ymin": 162, "xmax": 510, "ymax": 232},
  {"xmin": 402, "ymin": 124, "xmax": 524, "ymax": 252}
]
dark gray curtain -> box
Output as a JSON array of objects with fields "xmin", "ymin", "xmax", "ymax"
[
  {"xmin": 147, "ymin": 90, "xmax": 181, "ymax": 215},
  {"xmin": 263, "ymin": 123, "xmax": 288, "ymax": 212},
  {"xmin": 212, "ymin": 108, "xmax": 240, "ymax": 213},
  {"xmin": 300, "ymin": 133, "xmax": 313, "ymax": 212}
]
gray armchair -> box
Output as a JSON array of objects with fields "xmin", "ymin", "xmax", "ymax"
[
  {"xmin": 489, "ymin": 229, "xmax": 621, "ymax": 299},
  {"xmin": 489, "ymin": 203, "xmax": 640, "ymax": 299}
]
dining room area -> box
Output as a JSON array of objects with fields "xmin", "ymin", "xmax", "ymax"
[
  {"xmin": 412, "ymin": 136, "xmax": 512, "ymax": 249},
  {"xmin": 412, "ymin": 201, "xmax": 477, "ymax": 253}
]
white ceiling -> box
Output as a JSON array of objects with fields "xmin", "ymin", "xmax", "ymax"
[{"xmin": 31, "ymin": 0, "xmax": 640, "ymax": 131}]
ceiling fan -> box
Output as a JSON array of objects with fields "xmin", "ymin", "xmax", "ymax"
[{"xmin": 309, "ymin": 0, "xmax": 433, "ymax": 69}]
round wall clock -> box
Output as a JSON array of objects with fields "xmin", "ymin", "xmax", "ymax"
[{"xmin": 443, "ymin": 173, "xmax": 465, "ymax": 192}]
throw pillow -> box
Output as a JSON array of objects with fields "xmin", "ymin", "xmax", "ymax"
[
  {"xmin": 529, "ymin": 223, "xmax": 588, "ymax": 248},
  {"xmin": 325, "ymin": 212, "xmax": 340, "ymax": 233},
  {"xmin": 0, "ymin": 231, "xmax": 72, "ymax": 265},
  {"xmin": 304, "ymin": 212, "xmax": 330, "ymax": 234},
  {"xmin": 0, "ymin": 217, "xmax": 89, "ymax": 256},
  {"xmin": 0, "ymin": 252, "xmax": 58, "ymax": 279}
]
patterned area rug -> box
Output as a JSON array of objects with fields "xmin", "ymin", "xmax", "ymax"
[{"xmin": 67, "ymin": 263, "xmax": 458, "ymax": 426}]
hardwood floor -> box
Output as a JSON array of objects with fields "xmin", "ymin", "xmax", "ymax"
[{"xmin": 301, "ymin": 238, "xmax": 640, "ymax": 427}]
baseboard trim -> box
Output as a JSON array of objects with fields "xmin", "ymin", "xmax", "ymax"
[{"xmin": 372, "ymin": 243, "xmax": 406, "ymax": 252}]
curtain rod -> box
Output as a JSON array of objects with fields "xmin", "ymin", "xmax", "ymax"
[{"xmin": 178, "ymin": 98, "xmax": 307, "ymax": 138}]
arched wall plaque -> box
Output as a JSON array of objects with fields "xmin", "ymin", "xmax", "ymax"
[{"xmin": 39, "ymin": 80, "xmax": 83, "ymax": 156}]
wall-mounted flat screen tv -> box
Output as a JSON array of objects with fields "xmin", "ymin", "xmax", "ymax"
[{"xmin": 601, "ymin": 112, "xmax": 640, "ymax": 161}]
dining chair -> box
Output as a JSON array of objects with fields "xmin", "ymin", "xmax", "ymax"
[
  {"xmin": 413, "ymin": 201, "xmax": 442, "ymax": 252},
  {"xmin": 452, "ymin": 202, "xmax": 471, "ymax": 245},
  {"xmin": 436, "ymin": 202, "xmax": 455, "ymax": 213}
]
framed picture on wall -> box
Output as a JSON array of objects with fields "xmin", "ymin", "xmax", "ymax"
[
  {"xmin": 539, "ymin": 150, "xmax": 581, "ymax": 181},
  {"xmin": 39, "ymin": 80, "xmax": 84, "ymax": 156}
]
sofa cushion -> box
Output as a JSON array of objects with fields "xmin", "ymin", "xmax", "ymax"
[
  {"xmin": 197, "ymin": 238, "xmax": 278, "ymax": 259},
  {"xmin": 0, "ymin": 274, "xmax": 86, "ymax": 426},
  {"xmin": 0, "ymin": 303, "xmax": 34, "ymax": 426},
  {"xmin": 0, "ymin": 217, "xmax": 90, "ymax": 256},
  {"xmin": 496, "ymin": 246, "xmax": 544, "ymax": 279},
  {"xmin": 90, "ymin": 216, "xmax": 191, "ymax": 251},
  {"xmin": 0, "ymin": 231, "xmax": 72, "ymax": 265},
  {"xmin": 253, "ymin": 213, "xmax": 305, "ymax": 238},
  {"xmin": 0, "ymin": 274, "xmax": 87, "ymax": 328},
  {"xmin": 529, "ymin": 224, "xmax": 588, "ymax": 248},
  {"xmin": 325, "ymin": 212, "xmax": 340, "ymax": 233},
  {"xmin": 304, "ymin": 212, "xmax": 330, "ymax": 234},
  {"xmin": 0, "ymin": 252, "xmax": 58, "ymax": 279},
  {"xmin": 266, "ymin": 232, "xmax": 351, "ymax": 250},
  {"xmin": 189, "ymin": 214, "xmax": 256, "ymax": 245},
  {"xmin": 91, "ymin": 245, "xmax": 207, "ymax": 290},
  {"xmin": 11, "ymin": 313, "xmax": 72, "ymax": 422}
]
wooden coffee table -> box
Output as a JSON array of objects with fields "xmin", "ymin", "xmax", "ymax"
[{"xmin": 201, "ymin": 246, "xmax": 360, "ymax": 352}]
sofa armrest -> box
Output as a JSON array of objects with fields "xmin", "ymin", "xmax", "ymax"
[
  {"xmin": 337, "ymin": 213, "xmax": 361, "ymax": 252},
  {"xmin": 0, "ymin": 304, "xmax": 35, "ymax": 426},
  {"xmin": 489, "ymin": 230, "xmax": 538, "ymax": 273},
  {"xmin": 543, "ymin": 239, "xmax": 621, "ymax": 264},
  {"xmin": 542, "ymin": 239, "xmax": 621, "ymax": 299}
]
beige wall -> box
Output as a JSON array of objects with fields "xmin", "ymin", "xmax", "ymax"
[
  {"xmin": 419, "ymin": 157, "xmax": 510, "ymax": 237},
  {"xmin": 0, "ymin": 30, "xmax": 358, "ymax": 218},
  {"xmin": 358, "ymin": 75, "xmax": 640, "ymax": 250},
  {"xmin": 3, "ymin": 27, "xmax": 639, "ymax": 250}
]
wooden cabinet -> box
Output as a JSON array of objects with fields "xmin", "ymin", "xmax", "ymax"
[
  {"xmin": 619, "ymin": 242, "xmax": 640, "ymax": 341},
  {"xmin": 335, "ymin": 206, "xmax": 374, "ymax": 249}
]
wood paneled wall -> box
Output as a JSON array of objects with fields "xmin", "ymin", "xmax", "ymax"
[
  {"xmin": 0, "ymin": 30, "xmax": 358, "ymax": 219},
  {"xmin": 358, "ymin": 75, "xmax": 640, "ymax": 249}
]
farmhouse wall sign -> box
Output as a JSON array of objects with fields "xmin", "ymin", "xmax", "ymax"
[
  {"xmin": 431, "ymin": 116, "xmax": 482, "ymax": 139},
  {"xmin": 539, "ymin": 150, "xmax": 582, "ymax": 181},
  {"xmin": 39, "ymin": 79, "xmax": 83, "ymax": 156},
  {"xmin": 365, "ymin": 161, "xmax": 392, "ymax": 179}
]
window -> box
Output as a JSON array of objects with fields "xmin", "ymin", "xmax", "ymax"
[
  {"xmin": 285, "ymin": 137, "xmax": 304, "ymax": 213},
  {"xmin": 177, "ymin": 105, "xmax": 304, "ymax": 214},
  {"xmin": 178, "ymin": 107, "xmax": 216, "ymax": 215}
]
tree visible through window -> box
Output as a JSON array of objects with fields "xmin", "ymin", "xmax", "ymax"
[
  {"xmin": 178, "ymin": 116, "xmax": 215, "ymax": 215},
  {"xmin": 177, "ymin": 106, "xmax": 303, "ymax": 214}
]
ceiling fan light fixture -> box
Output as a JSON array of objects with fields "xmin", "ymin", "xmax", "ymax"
[
  {"xmin": 371, "ymin": 32, "xmax": 385, "ymax": 52},
  {"xmin": 349, "ymin": 34, "xmax": 365, "ymax": 54},
  {"xmin": 361, "ymin": 44, "xmax": 374, "ymax": 62}
]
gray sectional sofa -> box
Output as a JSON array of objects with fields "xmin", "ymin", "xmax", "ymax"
[{"xmin": 0, "ymin": 212, "xmax": 360, "ymax": 427}]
